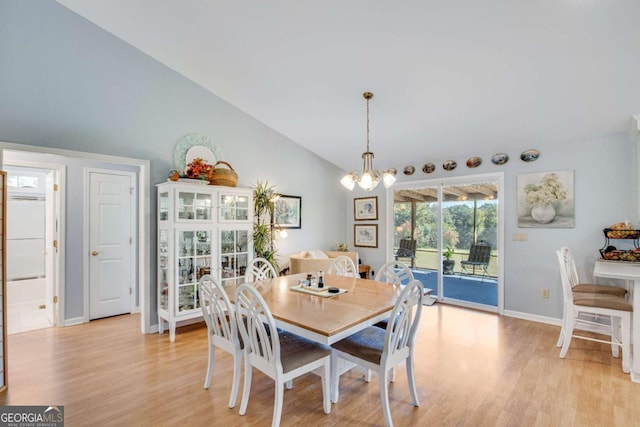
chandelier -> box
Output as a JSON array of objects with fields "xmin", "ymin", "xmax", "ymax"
[{"xmin": 340, "ymin": 92, "xmax": 396, "ymax": 191}]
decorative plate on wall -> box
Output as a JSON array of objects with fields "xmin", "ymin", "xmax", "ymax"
[
  {"xmin": 520, "ymin": 149, "xmax": 540, "ymax": 162},
  {"xmin": 466, "ymin": 157, "xmax": 482, "ymax": 168},
  {"xmin": 173, "ymin": 134, "xmax": 225, "ymax": 173},
  {"xmin": 443, "ymin": 160, "xmax": 457, "ymax": 171},
  {"xmin": 491, "ymin": 153, "xmax": 509, "ymax": 165},
  {"xmin": 403, "ymin": 165, "xmax": 415, "ymax": 175},
  {"xmin": 422, "ymin": 163, "xmax": 435, "ymax": 174}
]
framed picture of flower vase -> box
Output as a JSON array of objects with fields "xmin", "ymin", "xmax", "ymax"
[{"xmin": 517, "ymin": 170, "xmax": 574, "ymax": 228}]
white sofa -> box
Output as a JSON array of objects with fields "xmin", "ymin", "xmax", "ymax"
[{"xmin": 289, "ymin": 250, "xmax": 359, "ymax": 275}]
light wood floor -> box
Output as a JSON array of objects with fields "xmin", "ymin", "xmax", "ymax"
[{"xmin": 1, "ymin": 304, "xmax": 639, "ymax": 426}]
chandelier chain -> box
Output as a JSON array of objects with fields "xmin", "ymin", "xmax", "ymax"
[{"xmin": 366, "ymin": 95, "xmax": 370, "ymax": 152}]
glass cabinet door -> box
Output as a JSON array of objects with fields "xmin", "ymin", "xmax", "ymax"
[
  {"xmin": 176, "ymin": 229, "xmax": 212, "ymax": 313},
  {"xmin": 219, "ymin": 193, "xmax": 250, "ymax": 222},
  {"xmin": 219, "ymin": 229, "xmax": 249, "ymax": 285},
  {"xmin": 177, "ymin": 191, "xmax": 213, "ymax": 221},
  {"xmin": 158, "ymin": 229, "xmax": 169, "ymax": 311},
  {"xmin": 159, "ymin": 191, "xmax": 169, "ymax": 221}
]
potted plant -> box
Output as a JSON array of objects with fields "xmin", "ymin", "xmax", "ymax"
[
  {"xmin": 252, "ymin": 181, "xmax": 280, "ymax": 272},
  {"xmin": 443, "ymin": 247, "xmax": 455, "ymax": 275}
]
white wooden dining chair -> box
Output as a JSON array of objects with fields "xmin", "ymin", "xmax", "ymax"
[
  {"xmin": 331, "ymin": 279, "xmax": 423, "ymax": 427},
  {"xmin": 556, "ymin": 248, "xmax": 632, "ymax": 373},
  {"xmin": 328, "ymin": 255, "xmax": 358, "ymax": 278},
  {"xmin": 245, "ymin": 257, "xmax": 277, "ymax": 282},
  {"xmin": 362, "ymin": 260, "xmax": 416, "ymax": 382},
  {"xmin": 556, "ymin": 246, "xmax": 627, "ymax": 348},
  {"xmin": 199, "ymin": 274, "xmax": 242, "ymax": 408},
  {"xmin": 235, "ymin": 283, "xmax": 331, "ymax": 427},
  {"xmin": 375, "ymin": 261, "xmax": 415, "ymax": 285}
]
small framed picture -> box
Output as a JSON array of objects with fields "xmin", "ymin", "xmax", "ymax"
[
  {"xmin": 354, "ymin": 196, "xmax": 378, "ymax": 221},
  {"xmin": 274, "ymin": 195, "xmax": 301, "ymax": 229},
  {"xmin": 354, "ymin": 224, "xmax": 378, "ymax": 248}
]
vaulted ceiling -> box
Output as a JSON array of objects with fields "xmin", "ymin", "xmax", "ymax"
[{"xmin": 56, "ymin": 0, "xmax": 640, "ymax": 173}]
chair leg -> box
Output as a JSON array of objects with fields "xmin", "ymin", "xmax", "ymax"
[
  {"xmin": 379, "ymin": 368, "xmax": 394, "ymax": 427},
  {"xmin": 556, "ymin": 304, "xmax": 567, "ymax": 348},
  {"xmin": 363, "ymin": 366, "xmax": 372, "ymax": 382},
  {"xmin": 285, "ymin": 380, "xmax": 293, "ymax": 389},
  {"xmin": 611, "ymin": 316, "xmax": 621, "ymax": 358},
  {"xmin": 322, "ymin": 360, "xmax": 331, "ymax": 414},
  {"xmin": 559, "ymin": 316, "xmax": 575, "ymax": 358},
  {"xmin": 203, "ymin": 343, "xmax": 215, "ymax": 389},
  {"xmin": 406, "ymin": 355, "xmax": 419, "ymax": 406},
  {"xmin": 273, "ymin": 381, "xmax": 284, "ymax": 427},
  {"xmin": 239, "ymin": 355, "xmax": 252, "ymax": 416},
  {"xmin": 228, "ymin": 351, "xmax": 242, "ymax": 408},
  {"xmin": 621, "ymin": 314, "xmax": 631, "ymax": 374}
]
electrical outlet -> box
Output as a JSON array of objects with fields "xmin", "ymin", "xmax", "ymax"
[
  {"xmin": 513, "ymin": 233, "xmax": 528, "ymax": 241},
  {"xmin": 541, "ymin": 288, "xmax": 549, "ymax": 299}
]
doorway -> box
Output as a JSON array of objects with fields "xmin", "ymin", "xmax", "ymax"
[
  {"xmin": 391, "ymin": 173, "xmax": 504, "ymax": 313},
  {"xmin": 4, "ymin": 165, "xmax": 61, "ymax": 333}
]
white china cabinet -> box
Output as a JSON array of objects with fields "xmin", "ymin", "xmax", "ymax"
[{"xmin": 157, "ymin": 181, "xmax": 253, "ymax": 342}]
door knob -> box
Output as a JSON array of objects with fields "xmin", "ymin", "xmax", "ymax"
[{"xmin": 91, "ymin": 250, "xmax": 100, "ymax": 256}]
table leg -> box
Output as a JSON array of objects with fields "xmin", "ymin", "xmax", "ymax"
[{"xmin": 632, "ymin": 281, "xmax": 639, "ymax": 382}]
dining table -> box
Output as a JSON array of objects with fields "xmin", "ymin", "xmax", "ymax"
[
  {"xmin": 232, "ymin": 272, "xmax": 403, "ymax": 345},
  {"xmin": 228, "ymin": 272, "xmax": 405, "ymax": 402},
  {"xmin": 593, "ymin": 259, "xmax": 639, "ymax": 382}
]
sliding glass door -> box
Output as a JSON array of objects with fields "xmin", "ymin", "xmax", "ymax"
[{"xmin": 392, "ymin": 174, "xmax": 502, "ymax": 312}]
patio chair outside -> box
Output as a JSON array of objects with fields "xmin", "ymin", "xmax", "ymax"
[
  {"xmin": 394, "ymin": 239, "xmax": 416, "ymax": 268},
  {"xmin": 460, "ymin": 240, "xmax": 491, "ymax": 278}
]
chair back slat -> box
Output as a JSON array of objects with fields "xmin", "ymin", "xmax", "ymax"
[
  {"xmin": 467, "ymin": 241, "xmax": 491, "ymax": 263},
  {"xmin": 375, "ymin": 261, "xmax": 415, "ymax": 285},
  {"xmin": 246, "ymin": 257, "xmax": 277, "ymax": 282},
  {"xmin": 328, "ymin": 255, "xmax": 358, "ymax": 278},
  {"xmin": 235, "ymin": 283, "xmax": 281, "ymax": 371},
  {"xmin": 556, "ymin": 247, "xmax": 577, "ymax": 303},
  {"xmin": 396, "ymin": 239, "xmax": 416, "ymax": 257},
  {"xmin": 382, "ymin": 280, "xmax": 423, "ymax": 360},
  {"xmin": 200, "ymin": 275, "xmax": 238, "ymax": 343}
]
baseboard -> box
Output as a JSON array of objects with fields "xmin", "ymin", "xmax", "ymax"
[
  {"xmin": 64, "ymin": 316, "xmax": 87, "ymax": 327},
  {"xmin": 503, "ymin": 309, "xmax": 561, "ymax": 326}
]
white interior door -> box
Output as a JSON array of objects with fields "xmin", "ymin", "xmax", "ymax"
[
  {"xmin": 45, "ymin": 171, "xmax": 58, "ymax": 325},
  {"xmin": 89, "ymin": 171, "xmax": 133, "ymax": 319}
]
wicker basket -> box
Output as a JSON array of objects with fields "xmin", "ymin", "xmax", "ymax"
[{"xmin": 208, "ymin": 161, "xmax": 238, "ymax": 187}]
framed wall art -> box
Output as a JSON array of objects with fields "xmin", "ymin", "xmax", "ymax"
[
  {"xmin": 517, "ymin": 170, "xmax": 574, "ymax": 228},
  {"xmin": 354, "ymin": 196, "xmax": 378, "ymax": 221},
  {"xmin": 354, "ymin": 224, "xmax": 378, "ymax": 248},
  {"xmin": 274, "ymin": 195, "xmax": 301, "ymax": 229}
]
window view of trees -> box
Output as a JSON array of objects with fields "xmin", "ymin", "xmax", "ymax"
[{"xmin": 394, "ymin": 200, "xmax": 497, "ymax": 251}]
